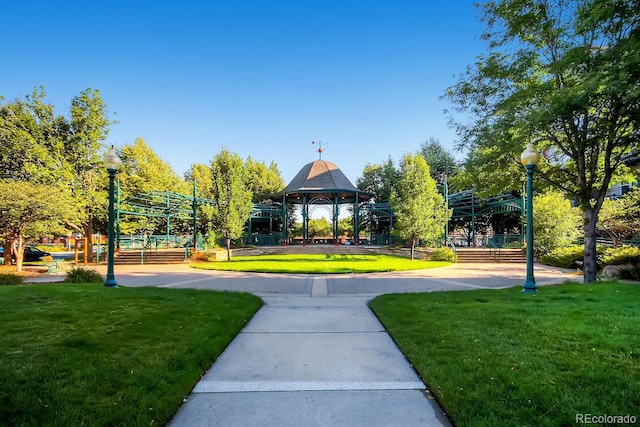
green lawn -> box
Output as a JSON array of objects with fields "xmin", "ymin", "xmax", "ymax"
[
  {"xmin": 0, "ymin": 284, "xmax": 262, "ymax": 426},
  {"xmin": 370, "ymin": 282, "xmax": 640, "ymax": 426},
  {"xmin": 191, "ymin": 253, "xmax": 449, "ymax": 273}
]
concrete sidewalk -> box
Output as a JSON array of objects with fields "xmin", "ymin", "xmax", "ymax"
[{"xmin": 169, "ymin": 277, "xmax": 451, "ymax": 426}]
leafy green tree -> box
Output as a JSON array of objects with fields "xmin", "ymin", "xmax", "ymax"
[
  {"xmin": 355, "ymin": 157, "xmax": 399, "ymax": 238},
  {"xmin": 308, "ymin": 217, "xmax": 332, "ymax": 239},
  {"xmin": 0, "ymin": 88, "xmax": 78, "ymax": 265},
  {"xmin": 597, "ymin": 188, "xmax": 640, "ymax": 247},
  {"xmin": 356, "ymin": 157, "xmax": 398, "ymax": 203},
  {"xmin": 243, "ymin": 157, "xmax": 285, "ymax": 203},
  {"xmin": 444, "ymin": 0, "xmax": 640, "ymax": 282},
  {"xmin": 0, "ymin": 88, "xmax": 70, "ymax": 183},
  {"xmin": 118, "ymin": 137, "xmax": 190, "ymax": 236},
  {"xmin": 0, "ymin": 181, "xmax": 68, "ymax": 271},
  {"xmin": 532, "ymin": 191, "xmax": 582, "ymax": 256},
  {"xmin": 338, "ymin": 216, "xmax": 354, "ymax": 238},
  {"xmin": 209, "ymin": 149, "xmax": 253, "ymax": 259},
  {"xmin": 419, "ymin": 137, "xmax": 459, "ymax": 181},
  {"xmin": 451, "ymin": 214, "xmax": 492, "ymax": 247},
  {"xmin": 391, "ymin": 154, "xmax": 450, "ymax": 259},
  {"xmin": 65, "ymin": 88, "xmax": 114, "ymax": 261},
  {"xmin": 185, "ymin": 163, "xmax": 215, "ymax": 244}
]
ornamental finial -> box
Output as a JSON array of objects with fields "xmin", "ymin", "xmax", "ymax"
[{"xmin": 312, "ymin": 141, "xmax": 324, "ymax": 159}]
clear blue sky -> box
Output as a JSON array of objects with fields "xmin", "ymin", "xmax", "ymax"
[{"xmin": 1, "ymin": 0, "xmax": 485, "ymax": 185}]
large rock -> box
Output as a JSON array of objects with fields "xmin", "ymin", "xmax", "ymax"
[{"xmin": 600, "ymin": 264, "xmax": 634, "ymax": 279}]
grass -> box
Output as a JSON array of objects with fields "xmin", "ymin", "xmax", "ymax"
[
  {"xmin": 0, "ymin": 283, "xmax": 262, "ymax": 426},
  {"xmin": 369, "ymin": 282, "xmax": 640, "ymax": 426},
  {"xmin": 191, "ymin": 253, "xmax": 450, "ymax": 274}
]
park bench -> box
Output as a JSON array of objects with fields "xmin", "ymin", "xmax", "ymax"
[{"xmin": 41, "ymin": 256, "xmax": 62, "ymax": 274}]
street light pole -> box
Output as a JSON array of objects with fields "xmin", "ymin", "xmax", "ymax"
[
  {"xmin": 443, "ymin": 173, "xmax": 449, "ymax": 243},
  {"xmin": 104, "ymin": 147, "xmax": 122, "ymax": 288},
  {"xmin": 521, "ymin": 142, "xmax": 540, "ymax": 293}
]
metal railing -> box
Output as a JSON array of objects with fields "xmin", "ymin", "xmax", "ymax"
[
  {"xmin": 486, "ymin": 239, "xmax": 501, "ymax": 262},
  {"xmin": 445, "ymin": 237, "xmax": 457, "ymax": 261}
]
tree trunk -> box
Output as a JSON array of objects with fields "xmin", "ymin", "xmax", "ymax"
[
  {"xmin": 583, "ymin": 207, "xmax": 598, "ymax": 283},
  {"xmin": 2, "ymin": 241, "xmax": 11, "ymax": 268},
  {"xmin": 84, "ymin": 213, "xmax": 94, "ymax": 263},
  {"xmin": 13, "ymin": 236, "xmax": 24, "ymax": 273},
  {"xmin": 226, "ymin": 237, "xmax": 232, "ymax": 261},
  {"xmin": 410, "ymin": 237, "xmax": 416, "ymax": 260}
]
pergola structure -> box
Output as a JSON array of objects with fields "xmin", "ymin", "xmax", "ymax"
[
  {"xmin": 448, "ymin": 190, "xmax": 524, "ymax": 246},
  {"xmin": 270, "ymin": 159, "xmax": 372, "ymax": 244},
  {"xmin": 116, "ymin": 182, "xmax": 214, "ymax": 249}
]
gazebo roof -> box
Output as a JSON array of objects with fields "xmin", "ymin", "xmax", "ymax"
[{"xmin": 272, "ymin": 159, "xmax": 371, "ymax": 203}]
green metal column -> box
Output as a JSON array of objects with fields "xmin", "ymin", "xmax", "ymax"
[
  {"xmin": 354, "ymin": 193, "xmax": 360, "ymax": 245},
  {"xmin": 471, "ymin": 192, "xmax": 476, "ymax": 247},
  {"xmin": 165, "ymin": 193, "xmax": 170, "ymax": 248},
  {"xmin": 333, "ymin": 194, "xmax": 340, "ymax": 243},
  {"xmin": 282, "ymin": 195, "xmax": 287, "ymax": 245},
  {"xmin": 302, "ymin": 195, "xmax": 308, "ymax": 243},
  {"xmin": 192, "ymin": 180, "xmax": 198, "ymax": 251},
  {"xmin": 444, "ymin": 174, "xmax": 449, "ymax": 242},
  {"xmin": 521, "ymin": 185, "xmax": 526, "ymax": 243},
  {"xmin": 523, "ymin": 165, "xmax": 537, "ymax": 292},
  {"xmin": 116, "ymin": 179, "xmax": 121, "ymax": 250}
]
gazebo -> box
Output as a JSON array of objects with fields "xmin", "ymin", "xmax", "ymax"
[{"xmin": 271, "ymin": 159, "xmax": 372, "ymax": 244}]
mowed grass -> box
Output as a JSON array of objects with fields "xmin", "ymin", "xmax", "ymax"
[
  {"xmin": 191, "ymin": 253, "xmax": 449, "ymax": 273},
  {"xmin": 369, "ymin": 282, "xmax": 640, "ymax": 426},
  {"xmin": 0, "ymin": 284, "xmax": 262, "ymax": 426}
]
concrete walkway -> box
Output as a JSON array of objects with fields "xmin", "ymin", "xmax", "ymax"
[
  {"xmin": 26, "ymin": 262, "xmax": 579, "ymax": 426},
  {"xmin": 169, "ymin": 293, "xmax": 450, "ymax": 426}
]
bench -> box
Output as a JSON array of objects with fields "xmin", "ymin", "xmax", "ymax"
[{"xmin": 41, "ymin": 256, "xmax": 62, "ymax": 274}]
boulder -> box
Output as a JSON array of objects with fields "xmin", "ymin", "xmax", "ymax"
[{"xmin": 600, "ymin": 264, "xmax": 635, "ymax": 279}]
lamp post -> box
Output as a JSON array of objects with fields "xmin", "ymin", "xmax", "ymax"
[
  {"xmin": 521, "ymin": 142, "xmax": 540, "ymax": 293},
  {"xmin": 104, "ymin": 147, "xmax": 122, "ymax": 287}
]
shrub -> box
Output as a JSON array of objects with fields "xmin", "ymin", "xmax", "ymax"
[
  {"xmin": 191, "ymin": 251, "xmax": 215, "ymax": 262},
  {"xmin": 599, "ymin": 246, "xmax": 640, "ymax": 267},
  {"xmin": 618, "ymin": 265, "xmax": 640, "ymax": 281},
  {"xmin": 64, "ymin": 267, "xmax": 103, "ymax": 283},
  {"xmin": 541, "ymin": 245, "xmax": 607, "ymax": 268},
  {"xmin": 0, "ymin": 273, "xmax": 24, "ymax": 286},
  {"xmin": 533, "ymin": 191, "xmax": 582, "ymax": 256},
  {"xmin": 430, "ymin": 247, "xmax": 456, "ymax": 262},
  {"xmin": 505, "ymin": 241, "xmax": 523, "ymax": 249},
  {"xmin": 540, "ymin": 245, "xmax": 585, "ymax": 268}
]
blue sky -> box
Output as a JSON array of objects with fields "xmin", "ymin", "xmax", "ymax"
[{"xmin": 1, "ymin": 0, "xmax": 485, "ymax": 184}]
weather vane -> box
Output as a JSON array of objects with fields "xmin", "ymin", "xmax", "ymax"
[{"xmin": 312, "ymin": 141, "xmax": 325, "ymax": 159}]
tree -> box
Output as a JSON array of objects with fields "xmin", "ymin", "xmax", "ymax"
[
  {"xmin": 390, "ymin": 154, "xmax": 450, "ymax": 259},
  {"xmin": 243, "ymin": 157, "xmax": 285, "ymax": 203},
  {"xmin": 185, "ymin": 163, "xmax": 215, "ymax": 244},
  {"xmin": 597, "ymin": 188, "xmax": 640, "ymax": 247},
  {"xmin": 356, "ymin": 157, "xmax": 398, "ymax": 203},
  {"xmin": 65, "ymin": 88, "xmax": 114, "ymax": 261},
  {"xmin": 118, "ymin": 137, "xmax": 190, "ymax": 235},
  {"xmin": 0, "ymin": 88, "xmax": 78, "ymax": 266},
  {"xmin": 419, "ymin": 137, "xmax": 459, "ymax": 181},
  {"xmin": 307, "ymin": 217, "xmax": 332, "ymax": 239},
  {"xmin": 338, "ymin": 216, "xmax": 354, "ymax": 238},
  {"xmin": 532, "ymin": 190, "xmax": 582, "ymax": 256},
  {"xmin": 0, "ymin": 181, "xmax": 68, "ymax": 272},
  {"xmin": 444, "ymin": 0, "xmax": 640, "ymax": 282},
  {"xmin": 209, "ymin": 149, "xmax": 253, "ymax": 260}
]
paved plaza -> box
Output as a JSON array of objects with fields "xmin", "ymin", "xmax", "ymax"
[{"xmin": 30, "ymin": 262, "xmax": 578, "ymax": 426}]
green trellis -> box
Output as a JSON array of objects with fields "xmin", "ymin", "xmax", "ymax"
[{"xmin": 116, "ymin": 181, "xmax": 215, "ymax": 249}]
